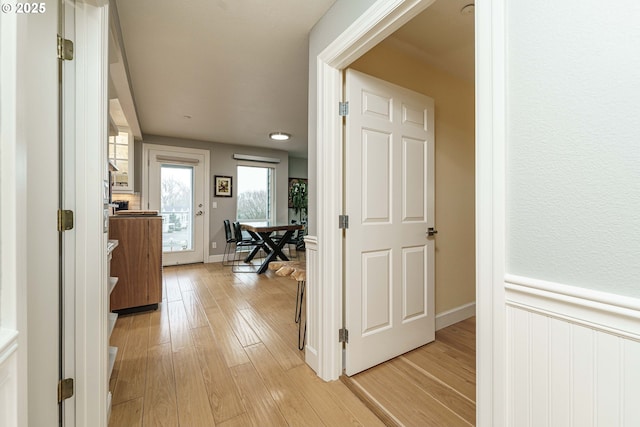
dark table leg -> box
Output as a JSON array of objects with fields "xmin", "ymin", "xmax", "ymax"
[
  {"xmin": 243, "ymin": 231, "xmax": 271, "ymax": 262},
  {"xmin": 255, "ymin": 230, "xmax": 295, "ymax": 274}
]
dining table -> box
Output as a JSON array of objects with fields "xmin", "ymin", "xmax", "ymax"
[{"xmin": 240, "ymin": 222, "xmax": 304, "ymax": 274}]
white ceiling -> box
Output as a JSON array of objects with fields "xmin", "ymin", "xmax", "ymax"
[{"xmin": 115, "ymin": 0, "xmax": 474, "ymax": 158}]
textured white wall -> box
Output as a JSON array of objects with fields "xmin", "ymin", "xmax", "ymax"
[{"xmin": 506, "ymin": 1, "xmax": 640, "ymax": 298}]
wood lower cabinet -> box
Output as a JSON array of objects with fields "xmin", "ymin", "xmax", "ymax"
[{"xmin": 108, "ymin": 215, "xmax": 162, "ymax": 311}]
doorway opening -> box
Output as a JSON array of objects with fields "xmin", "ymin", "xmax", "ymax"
[
  {"xmin": 313, "ymin": 0, "xmax": 478, "ymax": 422},
  {"xmin": 341, "ymin": 37, "xmax": 475, "ymax": 427}
]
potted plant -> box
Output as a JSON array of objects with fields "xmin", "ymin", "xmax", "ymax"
[
  {"xmin": 290, "ymin": 180, "xmax": 308, "ymax": 250},
  {"xmin": 290, "ymin": 180, "xmax": 307, "ymax": 225}
]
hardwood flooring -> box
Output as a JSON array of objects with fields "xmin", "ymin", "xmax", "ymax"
[
  {"xmin": 109, "ymin": 262, "xmax": 476, "ymax": 427},
  {"xmin": 108, "ymin": 262, "xmax": 385, "ymax": 427},
  {"xmin": 343, "ymin": 317, "xmax": 476, "ymax": 427}
]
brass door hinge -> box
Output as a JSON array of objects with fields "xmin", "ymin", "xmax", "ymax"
[
  {"xmin": 58, "ymin": 378, "xmax": 74, "ymax": 402},
  {"xmin": 57, "ymin": 36, "xmax": 74, "ymax": 60},
  {"xmin": 58, "ymin": 209, "xmax": 74, "ymax": 231}
]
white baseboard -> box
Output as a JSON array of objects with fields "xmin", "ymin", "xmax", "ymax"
[
  {"xmin": 436, "ymin": 302, "xmax": 476, "ymax": 331},
  {"xmin": 207, "ymin": 254, "xmax": 224, "ymax": 263}
]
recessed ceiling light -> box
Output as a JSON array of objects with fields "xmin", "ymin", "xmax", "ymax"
[{"xmin": 269, "ymin": 132, "xmax": 291, "ymax": 141}]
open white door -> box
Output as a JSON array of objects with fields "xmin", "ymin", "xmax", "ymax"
[{"xmin": 344, "ymin": 69, "xmax": 435, "ymax": 376}]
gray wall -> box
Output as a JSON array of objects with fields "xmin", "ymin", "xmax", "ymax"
[
  {"xmin": 138, "ymin": 134, "xmax": 289, "ymax": 258},
  {"xmin": 307, "ymin": 0, "xmax": 379, "ymax": 235}
]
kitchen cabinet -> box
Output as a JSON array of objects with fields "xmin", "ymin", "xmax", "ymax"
[
  {"xmin": 108, "ymin": 214, "xmax": 162, "ymax": 311},
  {"xmin": 108, "ymin": 129, "xmax": 134, "ymax": 192}
]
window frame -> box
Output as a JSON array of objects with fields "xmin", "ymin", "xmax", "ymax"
[{"xmin": 235, "ymin": 165, "xmax": 276, "ymax": 225}]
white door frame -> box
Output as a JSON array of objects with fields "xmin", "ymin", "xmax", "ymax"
[
  {"xmin": 0, "ymin": 6, "xmax": 24, "ymax": 426},
  {"xmin": 72, "ymin": 1, "xmax": 111, "ymax": 425},
  {"xmin": 142, "ymin": 143, "xmax": 211, "ymax": 265},
  {"xmin": 62, "ymin": 0, "xmax": 77, "ymax": 423},
  {"xmin": 474, "ymin": 2, "xmax": 507, "ymax": 425},
  {"xmin": 314, "ymin": 0, "xmax": 506, "ymax": 425},
  {"xmin": 314, "ymin": 0, "xmax": 437, "ymax": 382}
]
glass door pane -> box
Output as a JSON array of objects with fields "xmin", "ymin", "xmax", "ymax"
[{"xmin": 160, "ymin": 165, "xmax": 194, "ymax": 252}]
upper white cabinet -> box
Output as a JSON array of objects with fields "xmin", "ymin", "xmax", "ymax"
[{"xmin": 108, "ymin": 128, "xmax": 134, "ymax": 192}]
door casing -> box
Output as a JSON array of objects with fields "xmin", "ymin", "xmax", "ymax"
[
  {"xmin": 70, "ymin": 1, "xmax": 111, "ymax": 425},
  {"xmin": 61, "ymin": 0, "xmax": 76, "ymax": 423},
  {"xmin": 313, "ymin": 0, "xmax": 505, "ymax": 425}
]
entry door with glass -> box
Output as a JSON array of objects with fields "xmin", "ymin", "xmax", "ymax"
[{"xmin": 148, "ymin": 149, "xmax": 206, "ymax": 265}]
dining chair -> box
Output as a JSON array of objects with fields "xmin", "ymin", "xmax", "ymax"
[
  {"xmin": 231, "ymin": 221, "xmax": 263, "ymax": 272},
  {"xmin": 222, "ymin": 219, "xmax": 236, "ymax": 266},
  {"xmin": 284, "ymin": 228, "xmax": 305, "ymax": 259}
]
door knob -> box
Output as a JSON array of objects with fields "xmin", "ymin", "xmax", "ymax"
[
  {"xmin": 427, "ymin": 227, "xmax": 438, "ymax": 236},
  {"xmin": 196, "ymin": 210, "xmax": 203, "ymax": 216}
]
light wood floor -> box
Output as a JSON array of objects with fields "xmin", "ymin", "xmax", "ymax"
[
  {"xmin": 108, "ymin": 262, "xmax": 385, "ymax": 427},
  {"xmin": 108, "ymin": 262, "xmax": 476, "ymax": 427},
  {"xmin": 344, "ymin": 317, "xmax": 476, "ymax": 427}
]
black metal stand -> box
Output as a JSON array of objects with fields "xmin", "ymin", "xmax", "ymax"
[{"xmin": 295, "ymin": 280, "xmax": 306, "ymax": 350}]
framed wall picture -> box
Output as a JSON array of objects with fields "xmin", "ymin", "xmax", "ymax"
[{"xmin": 214, "ymin": 175, "xmax": 232, "ymax": 197}]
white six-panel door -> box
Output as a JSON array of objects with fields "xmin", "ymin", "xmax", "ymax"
[{"xmin": 344, "ymin": 69, "xmax": 435, "ymax": 375}]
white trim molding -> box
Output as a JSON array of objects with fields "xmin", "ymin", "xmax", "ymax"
[
  {"xmin": 436, "ymin": 303, "xmax": 476, "ymax": 331},
  {"xmin": 319, "ymin": 0, "xmax": 435, "ymax": 70},
  {"xmin": 475, "ymin": 1, "xmax": 507, "ymax": 425},
  {"xmin": 315, "ymin": 58, "xmax": 343, "ymax": 381},
  {"xmin": 207, "ymin": 255, "xmax": 225, "ymax": 264},
  {"xmin": 303, "ymin": 236, "xmax": 319, "ymax": 373},
  {"xmin": 505, "ymin": 275, "xmax": 640, "ymax": 341},
  {"xmin": 73, "ymin": 1, "xmax": 111, "ymax": 425},
  {"xmin": 0, "ymin": 7, "xmax": 24, "ymax": 425}
]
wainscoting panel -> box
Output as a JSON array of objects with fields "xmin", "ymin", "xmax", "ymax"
[
  {"xmin": 304, "ymin": 236, "xmax": 319, "ymax": 373},
  {"xmin": 506, "ymin": 275, "xmax": 640, "ymax": 427}
]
